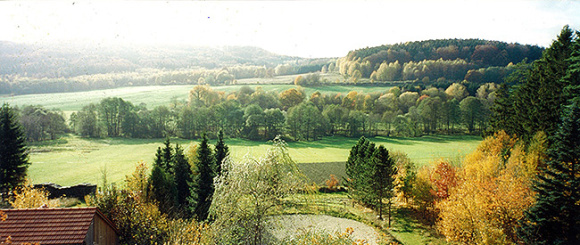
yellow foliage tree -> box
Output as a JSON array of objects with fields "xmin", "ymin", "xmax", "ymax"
[
  {"xmin": 436, "ymin": 131, "xmax": 537, "ymax": 244},
  {"xmin": 10, "ymin": 180, "xmax": 59, "ymax": 209}
]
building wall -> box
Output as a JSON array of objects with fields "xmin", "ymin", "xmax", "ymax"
[{"xmin": 85, "ymin": 216, "xmax": 119, "ymax": 245}]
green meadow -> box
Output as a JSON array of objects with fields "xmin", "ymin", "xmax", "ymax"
[
  {"xmin": 1, "ymin": 82, "xmax": 392, "ymax": 112},
  {"xmin": 27, "ymin": 134, "xmax": 481, "ymax": 186}
]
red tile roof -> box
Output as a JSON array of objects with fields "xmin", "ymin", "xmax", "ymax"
[{"xmin": 0, "ymin": 207, "xmax": 115, "ymax": 245}]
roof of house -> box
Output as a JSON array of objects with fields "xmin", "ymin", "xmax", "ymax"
[{"xmin": 0, "ymin": 207, "xmax": 117, "ymax": 245}]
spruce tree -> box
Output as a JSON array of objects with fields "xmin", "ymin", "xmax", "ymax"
[
  {"xmin": 149, "ymin": 161, "xmax": 176, "ymax": 213},
  {"xmin": 346, "ymin": 136, "xmax": 372, "ymax": 204},
  {"xmin": 0, "ymin": 103, "xmax": 30, "ymax": 198},
  {"xmin": 161, "ymin": 137, "xmax": 173, "ymax": 174},
  {"xmin": 513, "ymin": 26, "xmax": 575, "ymax": 141},
  {"xmin": 371, "ymin": 145, "xmax": 397, "ymax": 225},
  {"xmin": 518, "ymin": 102, "xmax": 580, "ymax": 244},
  {"xmin": 214, "ymin": 130, "xmax": 229, "ymax": 175},
  {"xmin": 193, "ymin": 133, "xmax": 216, "ymax": 221},
  {"xmin": 173, "ymin": 144, "xmax": 194, "ymax": 217},
  {"xmin": 563, "ymin": 34, "xmax": 580, "ymax": 103},
  {"xmin": 149, "ymin": 139, "xmax": 176, "ymax": 214}
]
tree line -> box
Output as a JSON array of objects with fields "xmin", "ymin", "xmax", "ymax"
[
  {"xmin": 56, "ymin": 82, "xmax": 496, "ymax": 142},
  {"xmin": 332, "ymin": 39, "xmax": 543, "ymax": 89}
]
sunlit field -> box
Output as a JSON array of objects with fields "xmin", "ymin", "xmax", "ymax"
[
  {"xmin": 1, "ymin": 76, "xmax": 392, "ymax": 112},
  {"xmin": 27, "ymin": 134, "xmax": 480, "ymax": 186}
]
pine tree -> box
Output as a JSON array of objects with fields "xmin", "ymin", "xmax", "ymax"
[
  {"xmin": 173, "ymin": 144, "xmax": 194, "ymax": 218},
  {"xmin": 346, "ymin": 136, "xmax": 373, "ymax": 204},
  {"xmin": 161, "ymin": 137, "xmax": 173, "ymax": 174},
  {"xmin": 371, "ymin": 145, "xmax": 397, "ymax": 225},
  {"xmin": 193, "ymin": 133, "xmax": 216, "ymax": 221},
  {"xmin": 0, "ymin": 103, "xmax": 30, "ymax": 198},
  {"xmin": 518, "ymin": 102, "xmax": 580, "ymax": 244},
  {"xmin": 513, "ymin": 26, "xmax": 575, "ymax": 141},
  {"xmin": 149, "ymin": 161, "xmax": 176, "ymax": 213},
  {"xmin": 563, "ymin": 34, "xmax": 580, "ymax": 103},
  {"xmin": 490, "ymin": 82, "xmax": 520, "ymax": 136},
  {"xmin": 214, "ymin": 130, "xmax": 229, "ymax": 176},
  {"xmin": 149, "ymin": 139, "xmax": 176, "ymax": 214}
]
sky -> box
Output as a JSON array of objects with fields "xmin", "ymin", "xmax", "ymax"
[{"xmin": 1, "ymin": 1, "xmax": 579, "ymax": 58}]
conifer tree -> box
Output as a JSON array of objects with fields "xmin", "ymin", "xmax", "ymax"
[
  {"xmin": 149, "ymin": 139, "xmax": 176, "ymax": 214},
  {"xmin": 193, "ymin": 133, "xmax": 216, "ymax": 221},
  {"xmin": 161, "ymin": 137, "xmax": 173, "ymax": 174},
  {"xmin": 371, "ymin": 145, "xmax": 397, "ymax": 225},
  {"xmin": 512, "ymin": 26, "xmax": 575, "ymax": 141},
  {"xmin": 518, "ymin": 102, "xmax": 580, "ymax": 244},
  {"xmin": 346, "ymin": 136, "xmax": 372, "ymax": 204},
  {"xmin": 173, "ymin": 144, "xmax": 194, "ymax": 217},
  {"xmin": 214, "ymin": 130, "xmax": 229, "ymax": 175},
  {"xmin": 0, "ymin": 103, "xmax": 30, "ymax": 198},
  {"xmin": 149, "ymin": 157, "xmax": 176, "ymax": 213},
  {"xmin": 563, "ymin": 34, "xmax": 580, "ymax": 103}
]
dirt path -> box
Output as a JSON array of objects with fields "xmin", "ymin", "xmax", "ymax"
[{"xmin": 270, "ymin": 214, "xmax": 380, "ymax": 244}]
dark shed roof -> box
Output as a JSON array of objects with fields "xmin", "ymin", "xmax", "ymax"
[{"xmin": 0, "ymin": 207, "xmax": 117, "ymax": 245}]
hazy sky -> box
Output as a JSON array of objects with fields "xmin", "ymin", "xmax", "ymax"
[{"xmin": 1, "ymin": 1, "xmax": 579, "ymax": 58}]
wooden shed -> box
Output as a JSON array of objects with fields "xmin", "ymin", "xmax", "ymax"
[{"xmin": 0, "ymin": 207, "xmax": 119, "ymax": 245}]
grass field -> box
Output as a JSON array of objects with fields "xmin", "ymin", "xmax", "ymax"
[
  {"xmin": 27, "ymin": 134, "xmax": 481, "ymax": 186},
  {"xmin": 1, "ymin": 75, "xmax": 391, "ymax": 112}
]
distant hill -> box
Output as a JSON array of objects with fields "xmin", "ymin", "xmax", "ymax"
[
  {"xmin": 0, "ymin": 41, "xmax": 300, "ymax": 78},
  {"xmin": 0, "ymin": 42, "xmax": 331, "ymax": 95},
  {"xmin": 346, "ymin": 39, "xmax": 543, "ymax": 67},
  {"xmin": 335, "ymin": 39, "xmax": 544, "ymax": 89}
]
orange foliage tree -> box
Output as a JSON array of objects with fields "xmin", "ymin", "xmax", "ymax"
[{"xmin": 435, "ymin": 131, "xmax": 539, "ymax": 244}]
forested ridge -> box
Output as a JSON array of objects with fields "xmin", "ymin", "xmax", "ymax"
[
  {"xmin": 335, "ymin": 39, "xmax": 543, "ymax": 90},
  {"xmin": 0, "ymin": 39, "xmax": 543, "ymax": 96},
  {"xmin": 0, "ymin": 41, "xmax": 328, "ymax": 95}
]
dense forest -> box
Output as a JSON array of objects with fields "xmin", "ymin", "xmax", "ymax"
[{"xmin": 335, "ymin": 39, "xmax": 543, "ymax": 91}]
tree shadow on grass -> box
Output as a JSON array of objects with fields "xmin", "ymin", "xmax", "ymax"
[{"xmin": 393, "ymin": 206, "xmax": 420, "ymax": 233}]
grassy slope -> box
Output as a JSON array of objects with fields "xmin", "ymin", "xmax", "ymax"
[
  {"xmin": 28, "ymin": 134, "xmax": 480, "ymax": 186},
  {"xmin": 1, "ymin": 77, "xmax": 391, "ymax": 112}
]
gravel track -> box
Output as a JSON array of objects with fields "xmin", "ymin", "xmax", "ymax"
[{"xmin": 270, "ymin": 214, "xmax": 380, "ymax": 244}]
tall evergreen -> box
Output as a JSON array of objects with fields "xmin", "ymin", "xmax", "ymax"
[
  {"xmin": 193, "ymin": 133, "xmax": 216, "ymax": 221},
  {"xmin": 512, "ymin": 26, "xmax": 575, "ymax": 141},
  {"xmin": 518, "ymin": 102, "xmax": 580, "ymax": 244},
  {"xmin": 346, "ymin": 136, "xmax": 371, "ymax": 203},
  {"xmin": 214, "ymin": 130, "xmax": 229, "ymax": 175},
  {"xmin": 563, "ymin": 33, "xmax": 580, "ymax": 103},
  {"xmin": 149, "ymin": 138, "xmax": 176, "ymax": 214},
  {"xmin": 161, "ymin": 137, "xmax": 174, "ymax": 174},
  {"xmin": 0, "ymin": 103, "xmax": 30, "ymax": 198},
  {"xmin": 173, "ymin": 144, "xmax": 194, "ymax": 217},
  {"xmin": 371, "ymin": 145, "xmax": 397, "ymax": 225},
  {"xmin": 149, "ymin": 160, "xmax": 176, "ymax": 213}
]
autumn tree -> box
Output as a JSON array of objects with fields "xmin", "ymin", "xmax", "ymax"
[
  {"xmin": 279, "ymin": 88, "xmax": 305, "ymax": 110},
  {"xmin": 437, "ymin": 131, "xmax": 536, "ymax": 244},
  {"xmin": 445, "ymin": 82, "xmax": 469, "ymax": 101},
  {"xmin": 211, "ymin": 137, "xmax": 304, "ymax": 245}
]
